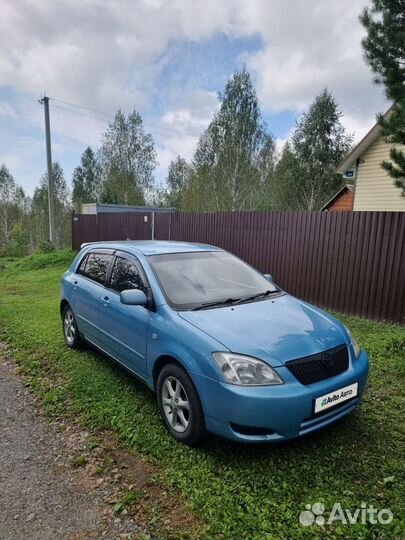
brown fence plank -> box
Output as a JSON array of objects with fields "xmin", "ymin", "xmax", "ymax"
[
  {"xmin": 391, "ymin": 214, "xmax": 405, "ymax": 323},
  {"xmin": 384, "ymin": 213, "xmax": 401, "ymax": 322}
]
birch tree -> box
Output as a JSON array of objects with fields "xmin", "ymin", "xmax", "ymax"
[
  {"xmin": 164, "ymin": 155, "xmax": 192, "ymax": 208},
  {"xmin": 0, "ymin": 164, "xmax": 16, "ymax": 249},
  {"xmin": 99, "ymin": 109, "xmax": 157, "ymax": 205},
  {"xmin": 189, "ymin": 68, "xmax": 276, "ymax": 211}
]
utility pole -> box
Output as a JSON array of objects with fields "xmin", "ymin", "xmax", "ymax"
[{"xmin": 39, "ymin": 94, "xmax": 56, "ymax": 245}]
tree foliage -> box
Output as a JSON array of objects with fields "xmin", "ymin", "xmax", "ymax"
[
  {"xmin": 186, "ymin": 68, "xmax": 277, "ymax": 211},
  {"xmin": 98, "ymin": 109, "xmax": 157, "ymax": 205},
  {"xmin": 0, "ymin": 164, "xmax": 28, "ymax": 254},
  {"xmin": 273, "ymin": 89, "xmax": 353, "ymax": 210},
  {"xmin": 158, "ymin": 76, "xmax": 351, "ymax": 212},
  {"xmin": 72, "ymin": 146, "xmax": 101, "ymax": 211},
  {"xmin": 0, "ymin": 164, "xmax": 18, "ymax": 249},
  {"xmin": 360, "ymin": 0, "xmax": 405, "ymax": 194},
  {"xmin": 0, "ymin": 162, "xmax": 69, "ymax": 255},
  {"xmin": 164, "ymin": 155, "xmax": 192, "ymax": 208},
  {"xmin": 271, "ymin": 144, "xmax": 302, "ymax": 210},
  {"xmin": 32, "ymin": 162, "xmax": 71, "ymax": 249}
]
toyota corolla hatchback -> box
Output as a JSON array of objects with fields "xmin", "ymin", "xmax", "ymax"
[{"xmin": 60, "ymin": 241, "xmax": 369, "ymax": 445}]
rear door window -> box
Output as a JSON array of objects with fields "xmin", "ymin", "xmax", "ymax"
[
  {"xmin": 81, "ymin": 253, "xmax": 112, "ymax": 285},
  {"xmin": 77, "ymin": 254, "xmax": 88, "ymax": 275},
  {"xmin": 110, "ymin": 257, "xmax": 146, "ymax": 293}
]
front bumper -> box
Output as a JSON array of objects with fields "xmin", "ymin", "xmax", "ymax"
[{"xmin": 192, "ymin": 349, "xmax": 369, "ymax": 442}]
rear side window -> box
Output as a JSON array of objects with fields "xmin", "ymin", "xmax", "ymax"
[
  {"xmin": 110, "ymin": 257, "xmax": 146, "ymax": 293},
  {"xmin": 80, "ymin": 253, "xmax": 112, "ymax": 285},
  {"xmin": 77, "ymin": 254, "xmax": 88, "ymax": 275}
]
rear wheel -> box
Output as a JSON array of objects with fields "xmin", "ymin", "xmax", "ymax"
[
  {"xmin": 62, "ymin": 305, "xmax": 83, "ymax": 349},
  {"xmin": 157, "ymin": 363, "xmax": 207, "ymax": 446}
]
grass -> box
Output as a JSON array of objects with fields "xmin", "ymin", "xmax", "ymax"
[{"xmin": 0, "ymin": 251, "xmax": 404, "ymax": 540}]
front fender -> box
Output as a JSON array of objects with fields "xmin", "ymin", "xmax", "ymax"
[{"xmin": 146, "ymin": 308, "xmax": 226, "ymax": 390}]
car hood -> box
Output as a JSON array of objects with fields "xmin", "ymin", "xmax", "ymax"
[{"xmin": 178, "ymin": 294, "xmax": 348, "ymax": 367}]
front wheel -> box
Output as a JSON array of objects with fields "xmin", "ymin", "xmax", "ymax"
[
  {"xmin": 62, "ymin": 305, "xmax": 83, "ymax": 349},
  {"xmin": 157, "ymin": 363, "xmax": 207, "ymax": 446}
]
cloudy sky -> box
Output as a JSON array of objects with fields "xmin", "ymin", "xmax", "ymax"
[{"xmin": 0, "ymin": 0, "xmax": 388, "ymax": 195}]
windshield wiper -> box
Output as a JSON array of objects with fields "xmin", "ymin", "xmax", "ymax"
[
  {"xmin": 234, "ymin": 289, "xmax": 278, "ymax": 305},
  {"xmin": 191, "ymin": 297, "xmax": 242, "ymax": 311}
]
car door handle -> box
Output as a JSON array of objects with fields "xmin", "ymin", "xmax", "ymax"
[
  {"xmin": 73, "ymin": 280, "xmax": 78, "ymax": 289},
  {"xmin": 101, "ymin": 295, "xmax": 110, "ymax": 305}
]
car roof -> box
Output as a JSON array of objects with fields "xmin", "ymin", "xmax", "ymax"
[{"xmin": 81, "ymin": 240, "xmax": 223, "ymax": 256}]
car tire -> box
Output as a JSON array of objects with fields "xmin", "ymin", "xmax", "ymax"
[
  {"xmin": 157, "ymin": 363, "xmax": 208, "ymax": 446},
  {"xmin": 62, "ymin": 304, "xmax": 83, "ymax": 349}
]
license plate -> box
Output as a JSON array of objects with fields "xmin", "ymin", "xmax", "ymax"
[{"xmin": 314, "ymin": 382, "xmax": 358, "ymax": 414}]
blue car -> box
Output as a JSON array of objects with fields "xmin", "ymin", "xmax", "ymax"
[{"xmin": 60, "ymin": 241, "xmax": 369, "ymax": 445}]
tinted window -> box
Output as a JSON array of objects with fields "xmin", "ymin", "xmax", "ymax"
[
  {"xmin": 149, "ymin": 251, "xmax": 278, "ymax": 309},
  {"xmin": 82, "ymin": 253, "xmax": 112, "ymax": 285},
  {"xmin": 110, "ymin": 257, "xmax": 145, "ymax": 293}
]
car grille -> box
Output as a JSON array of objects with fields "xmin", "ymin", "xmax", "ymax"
[{"xmin": 286, "ymin": 345, "xmax": 349, "ymax": 385}]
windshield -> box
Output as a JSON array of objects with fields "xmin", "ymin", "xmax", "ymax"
[{"xmin": 148, "ymin": 251, "xmax": 279, "ymax": 310}]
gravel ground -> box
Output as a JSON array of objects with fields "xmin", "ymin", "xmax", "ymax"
[{"xmin": 0, "ymin": 347, "xmax": 147, "ymax": 540}]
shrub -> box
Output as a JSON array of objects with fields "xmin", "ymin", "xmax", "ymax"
[
  {"xmin": 10, "ymin": 224, "xmax": 30, "ymax": 257},
  {"xmin": 13, "ymin": 250, "xmax": 76, "ymax": 271},
  {"xmin": 38, "ymin": 240, "xmax": 56, "ymax": 253}
]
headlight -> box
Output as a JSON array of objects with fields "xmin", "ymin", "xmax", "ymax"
[
  {"xmin": 344, "ymin": 325, "xmax": 360, "ymax": 358},
  {"xmin": 212, "ymin": 352, "xmax": 284, "ymax": 386}
]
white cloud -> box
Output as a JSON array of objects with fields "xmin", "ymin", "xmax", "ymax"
[
  {"xmin": 161, "ymin": 90, "xmax": 218, "ymax": 134},
  {"xmin": 275, "ymin": 137, "xmax": 288, "ymax": 157},
  {"xmin": 341, "ymin": 112, "xmax": 378, "ymax": 143},
  {"xmin": 0, "ymin": 0, "xmax": 236, "ymax": 111},
  {"xmin": 239, "ymin": 0, "xmax": 388, "ymax": 136},
  {"xmin": 0, "ymin": 132, "xmax": 46, "ymax": 192},
  {"xmin": 154, "ymin": 89, "xmax": 219, "ymax": 182}
]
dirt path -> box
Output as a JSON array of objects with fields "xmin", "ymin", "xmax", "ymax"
[{"xmin": 0, "ymin": 345, "xmax": 198, "ymax": 540}]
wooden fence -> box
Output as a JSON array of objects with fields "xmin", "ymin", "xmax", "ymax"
[{"xmin": 72, "ymin": 211, "xmax": 405, "ymax": 324}]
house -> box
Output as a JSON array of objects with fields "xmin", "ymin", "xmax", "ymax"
[
  {"xmin": 336, "ymin": 107, "xmax": 404, "ymax": 211},
  {"xmin": 322, "ymin": 184, "xmax": 354, "ymax": 212}
]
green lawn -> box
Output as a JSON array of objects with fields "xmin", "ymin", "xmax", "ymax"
[{"xmin": 0, "ymin": 251, "xmax": 404, "ymax": 540}]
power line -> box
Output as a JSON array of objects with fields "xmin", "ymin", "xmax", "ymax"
[
  {"xmin": 50, "ymin": 98, "xmax": 112, "ymax": 118},
  {"xmin": 50, "ymin": 102, "xmax": 188, "ymax": 141},
  {"xmin": 51, "ymin": 103, "xmax": 109, "ymax": 122},
  {"xmin": 50, "ymin": 96, "xmax": 200, "ymax": 138}
]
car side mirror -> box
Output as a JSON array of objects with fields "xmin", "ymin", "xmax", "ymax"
[
  {"xmin": 120, "ymin": 289, "xmax": 148, "ymax": 306},
  {"xmin": 263, "ymin": 273, "xmax": 273, "ymax": 282}
]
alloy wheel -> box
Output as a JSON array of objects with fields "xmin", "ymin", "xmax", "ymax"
[
  {"xmin": 64, "ymin": 309, "xmax": 76, "ymax": 345},
  {"xmin": 161, "ymin": 376, "xmax": 190, "ymax": 433}
]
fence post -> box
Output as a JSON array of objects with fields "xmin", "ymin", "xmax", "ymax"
[{"xmin": 151, "ymin": 211, "xmax": 155, "ymax": 240}]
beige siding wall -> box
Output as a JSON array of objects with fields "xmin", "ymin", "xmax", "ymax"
[{"xmin": 354, "ymin": 135, "xmax": 404, "ymax": 211}]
